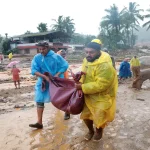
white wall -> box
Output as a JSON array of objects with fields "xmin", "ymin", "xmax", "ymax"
[
  {"xmin": 18, "ymin": 48, "xmax": 37, "ymax": 55},
  {"xmin": 19, "ymin": 50, "xmax": 24, "ymax": 54},
  {"xmin": 30, "ymin": 48, "xmax": 37, "ymax": 55}
]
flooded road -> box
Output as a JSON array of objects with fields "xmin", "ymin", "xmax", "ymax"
[
  {"xmin": 0, "ymin": 82, "xmax": 150, "ymax": 150},
  {"xmin": 0, "ymin": 60, "xmax": 150, "ymax": 150}
]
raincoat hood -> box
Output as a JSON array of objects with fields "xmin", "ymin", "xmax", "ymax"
[{"xmin": 45, "ymin": 50, "xmax": 55, "ymax": 57}]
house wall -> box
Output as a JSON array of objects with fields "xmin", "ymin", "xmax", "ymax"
[
  {"xmin": 18, "ymin": 48, "xmax": 37, "ymax": 55},
  {"xmin": 19, "ymin": 50, "xmax": 24, "ymax": 55},
  {"xmin": 30, "ymin": 48, "xmax": 37, "ymax": 55}
]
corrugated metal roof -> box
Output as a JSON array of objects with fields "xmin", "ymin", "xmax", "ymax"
[{"xmin": 13, "ymin": 31, "xmax": 70, "ymax": 38}]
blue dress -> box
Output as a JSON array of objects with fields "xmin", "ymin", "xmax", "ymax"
[
  {"xmin": 31, "ymin": 50, "xmax": 69, "ymax": 103},
  {"xmin": 119, "ymin": 61, "xmax": 131, "ymax": 78}
]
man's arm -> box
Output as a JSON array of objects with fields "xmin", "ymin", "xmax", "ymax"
[{"xmin": 81, "ymin": 63, "xmax": 115, "ymax": 94}]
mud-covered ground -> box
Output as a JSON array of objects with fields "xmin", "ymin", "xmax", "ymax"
[{"xmin": 0, "ymin": 57, "xmax": 150, "ymax": 150}]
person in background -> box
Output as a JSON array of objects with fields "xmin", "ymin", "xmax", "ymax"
[
  {"xmin": 0, "ymin": 53, "xmax": 4, "ymax": 64},
  {"xmin": 119, "ymin": 58, "xmax": 131, "ymax": 80},
  {"xmin": 11, "ymin": 65, "xmax": 20, "ymax": 89},
  {"xmin": 8, "ymin": 52, "xmax": 13, "ymax": 61},
  {"xmin": 29, "ymin": 42, "xmax": 68, "ymax": 129},
  {"xmin": 57, "ymin": 49, "xmax": 70, "ymax": 120},
  {"xmin": 130, "ymin": 56, "xmax": 140, "ymax": 79},
  {"xmin": 75, "ymin": 39, "xmax": 118, "ymax": 141}
]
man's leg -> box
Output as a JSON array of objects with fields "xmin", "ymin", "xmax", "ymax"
[
  {"xmin": 64, "ymin": 112, "xmax": 70, "ymax": 120},
  {"xmin": 83, "ymin": 119, "xmax": 94, "ymax": 140},
  {"xmin": 37, "ymin": 106, "xmax": 44, "ymax": 125},
  {"xmin": 131, "ymin": 67, "xmax": 135, "ymax": 78},
  {"xmin": 29, "ymin": 102, "xmax": 44, "ymax": 129},
  {"xmin": 136, "ymin": 67, "xmax": 140, "ymax": 78},
  {"xmin": 93, "ymin": 127, "xmax": 103, "ymax": 141}
]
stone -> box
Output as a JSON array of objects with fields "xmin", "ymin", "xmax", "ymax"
[
  {"xmin": 0, "ymin": 98, "xmax": 8, "ymax": 103},
  {"xmin": 139, "ymin": 56, "xmax": 150, "ymax": 69},
  {"xmin": 106, "ymin": 132, "xmax": 110, "ymax": 135},
  {"xmin": 116, "ymin": 109, "xmax": 119, "ymax": 113},
  {"xmin": 147, "ymin": 138, "xmax": 150, "ymax": 143},
  {"xmin": 110, "ymin": 128, "xmax": 115, "ymax": 131},
  {"xmin": 26, "ymin": 103, "xmax": 34, "ymax": 108},
  {"xmin": 111, "ymin": 133, "xmax": 117, "ymax": 137},
  {"xmin": 118, "ymin": 120, "xmax": 123, "ymax": 123},
  {"xmin": 118, "ymin": 136, "xmax": 127, "ymax": 139},
  {"xmin": 48, "ymin": 125, "xmax": 54, "ymax": 130},
  {"xmin": 14, "ymin": 104, "xmax": 26, "ymax": 108}
]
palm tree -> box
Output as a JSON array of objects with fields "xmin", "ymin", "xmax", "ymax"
[
  {"xmin": 121, "ymin": 12, "xmax": 140, "ymax": 46},
  {"xmin": 127, "ymin": 2, "xmax": 143, "ymax": 25},
  {"xmin": 100, "ymin": 4, "xmax": 125, "ymax": 49},
  {"xmin": 125, "ymin": 2, "xmax": 143, "ymax": 47},
  {"xmin": 24, "ymin": 30, "xmax": 32, "ymax": 34},
  {"xmin": 5, "ymin": 33, "xmax": 8, "ymax": 39},
  {"xmin": 143, "ymin": 8, "xmax": 150, "ymax": 30},
  {"xmin": 99, "ymin": 3, "xmax": 143, "ymax": 49},
  {"xmin": 103, "ymin": 4, "xmax": 126, "ymax": 33},
  {"xmin": 64, "ymin": 16, "xmax": 75, "ymax": 36},
  {"xmin": 51, "ymin": 16, "xmax": 75, "ymax": 36},
  {"xmin": 37, "ymin": 23, "xmax": 48, "ymax": 32},
  {"xmin": 51, "ymin": 16, "xmax": 65, "ymax": 32}
]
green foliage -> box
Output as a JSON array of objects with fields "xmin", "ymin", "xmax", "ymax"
[
  {"xmin": 0, "ymin": 35, "xmax": 3, "ymax": 52},
  {"xmin": 71, "ymin": 34, "xmax": 96, "ymax": 45},
  {"xmin": 24, "ymin": 30, "xmax": 32, "ymax": 34},
  {"xmin": 37, "ymin": 23, "xmax": 48, "ymax": 32},
  {"xmin": 2, "ymin": 39, "xmax": 11, "ymax": 55},
  {"xmin": 143, "ymin": 8, "xmax": 150, "ymax": 30},
  {"xmin": 51, "ymin": 16, "xmax": 75, "ymax": 37},
  {"xmin": 99, "ymin": 2, "xmax": 143, "ymax": 50},
  {"xmin": 10, "ymin": 48, "xmax": 19, "ymax": 54}
]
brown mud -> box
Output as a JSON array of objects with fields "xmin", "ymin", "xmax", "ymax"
[{"xmin": 0, "ymin": 58, "xmax": 150, "ymax": 150}]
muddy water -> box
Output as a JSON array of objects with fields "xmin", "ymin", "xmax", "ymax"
[
  {"xmin": 0, "ymin": 103, "xmax": 108, "ymax": 150},
  {"xmin": 0, "ymin": 81, "xmax": 150, "ymax": 149},
  {"xmin": 0, "ymin": 104, "xmax": 70, "ymax": 150}
]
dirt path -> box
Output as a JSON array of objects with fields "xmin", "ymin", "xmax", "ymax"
[
  {"xmin": 0, "ymin": 58, "xmax": 150, "ymax": 150},
  {"xmin": 0, "ymin": 82, "xmax": 150, "ymax": 150}
]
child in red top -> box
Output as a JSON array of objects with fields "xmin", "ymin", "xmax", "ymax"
[{"xmin": 11, "ymin": 65, "xmax": 20, "ymax": 89}]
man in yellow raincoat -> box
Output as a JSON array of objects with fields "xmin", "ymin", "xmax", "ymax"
[
  {"xmin": 130, "ymin": 56, "xmax": 140, "ymax": 79},
  {"xmin": 75, "ymin": 39, "xmax": 118, "ymax": 141}
]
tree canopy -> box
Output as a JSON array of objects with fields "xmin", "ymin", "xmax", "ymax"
[
  {"xmin": 99, "ymin": 2, "xmax": 143, "ymax": 50},
  {"xmin": 143, "ymin": 8, "xmax": 150, "ymax": 30},
  {"xmin": 37, "ymin": 23, "xmax": 48, "ymax": 32},
  {"xmin": 51, "ymin": 16, "xmax": 75, "ymax": 37}
]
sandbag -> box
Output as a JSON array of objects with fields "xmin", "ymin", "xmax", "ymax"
[{"xmin": 42, "ymin": 72, "xmax": 85, "ymax": 115}]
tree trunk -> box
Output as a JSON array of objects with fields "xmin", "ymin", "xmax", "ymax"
[{"xmin": 131, "ymin": 28, "xmax": 134, "ymax": 48}]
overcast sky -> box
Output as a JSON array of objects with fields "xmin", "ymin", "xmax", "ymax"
[{"xmin": 0, "ymin": 0, "xmax": 149, "ymax": 37}]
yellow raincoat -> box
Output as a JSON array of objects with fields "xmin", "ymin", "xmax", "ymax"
[
  {"xmin": 80, "ymin": 51, "xmax": 118, "ymax": 128},
  {"xmin": 130, "ymin": 57, "xmax": 140, "ymax": 67},
  {"xmin": 8, "ymin": 53, "xmax": 13, "ymax": 60}
]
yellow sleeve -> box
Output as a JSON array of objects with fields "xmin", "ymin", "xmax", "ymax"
[
  {"xmin": 82, "ymin": 63, "xmax": 115, "ymax": 94},
  {"xmin": 79, "ymin": 59, "xmax": 87, "ymax": 83}
]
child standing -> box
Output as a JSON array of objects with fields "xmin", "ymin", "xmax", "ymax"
[{"xmin": 11, "ymin": 65, "xmax": 20, "ymax": 89}]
